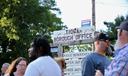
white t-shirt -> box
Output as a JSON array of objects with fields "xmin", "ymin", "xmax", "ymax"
[{"xmin": 24, "ymin": 56, "xmax": 61, "ymax": 76}]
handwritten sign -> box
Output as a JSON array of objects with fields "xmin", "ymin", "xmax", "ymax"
[
  {"xmin": 63, "ymin": 51, "xmax": 92, "ymax": 76},
  {"xmin": 63, "ymin": 51, "xmax": 91, "ymax": 59},
  {"xmin": 52, "ymin": 28, "xmax": 95, "ymax": 44}
]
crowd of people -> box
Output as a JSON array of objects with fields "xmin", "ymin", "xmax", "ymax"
[
  {"xmin": 0, "ymin": 36, "xmax": 66, "ymax": 76},
  {"xmin": 0, "ymin": 20, "xmax": 128, "ymax": 76},
  {"xmin": 82, "ymin": 20, "xmax": 128, "ymax": 76}
]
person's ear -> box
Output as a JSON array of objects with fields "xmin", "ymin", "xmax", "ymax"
[
  {"xmin": 105, "ymin": 40, "xmax": 110, "ymax": 47},
  {"xmin": 118, "ymin": 29, "xmax": 123, "ymax": 36},
  {"xmin": 95, "ymin": 41, "xmax": 99, "ymax": 44},
  {"xmin": 39, "ymin": 47, "xmax": 43, "ymax": 51}
]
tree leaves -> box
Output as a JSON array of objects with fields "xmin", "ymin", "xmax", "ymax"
[{"xmin": 0, "ymin": 0, "xmax": 64, "ymax": 64}]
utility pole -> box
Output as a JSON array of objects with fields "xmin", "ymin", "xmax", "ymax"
[
  {"xmin": 92, "ymin": 0, "xmax": 95, "ymax": 51},
  {"xmin": 92, "ymin": 0, "xmax": 96, "ymax": 28}
]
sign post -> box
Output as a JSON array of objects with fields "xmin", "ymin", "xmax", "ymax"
[{"xmin": 51, "ymin": 27, "xmax": 95, "ymax": 76}]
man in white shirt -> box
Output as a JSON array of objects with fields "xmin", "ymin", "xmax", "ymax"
[{"xmin": 24, "ymin": 36, "xmax": 61, "ymax": 76}]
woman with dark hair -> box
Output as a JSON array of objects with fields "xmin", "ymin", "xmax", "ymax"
[
  {"xmin": 4, "ymin": 57, "xmax": 28, "ymax": 76},
  {"xmin": 24, "ymin": 36, "xmax": 61, "ymax": 76}
]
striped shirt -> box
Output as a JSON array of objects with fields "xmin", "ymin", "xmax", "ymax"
[{"xmin": 105, "ymin": 43, "xmax": 128, "ymax": 76}]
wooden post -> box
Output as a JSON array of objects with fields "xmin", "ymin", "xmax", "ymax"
[
  {"xmin": 92, "ymin": 0, "xmax": 95, "ymax": 27},
  {"xmin": 92, "ymin": 0, "xmax": 96, "ymax": 51}
]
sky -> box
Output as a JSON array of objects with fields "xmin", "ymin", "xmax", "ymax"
[{"xmin": 55, "ymin": 0, "xmax": 128, "ymax": 31}]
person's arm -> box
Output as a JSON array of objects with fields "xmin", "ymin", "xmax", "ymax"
[
  {"xmin": 24, "ymin": 63, "xmax": 39, "ymax": 76},
  {"xmin": 81, "ymin": 56, "xmax": 95, "ymax": 76},
  {"xmin": 105, "ymin": 57, "xmax": 128, "ymax": 76},
  {"xmin": 95, "ymin": 70, "xmax": 103, "ymax": 76}
]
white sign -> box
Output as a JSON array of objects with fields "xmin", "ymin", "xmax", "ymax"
[
  {"xmin": 52, "ymin": 28, "xmax": 95, "ymax": 44},
  {"xmin": 65, "ymin": 66, "xmax": 81, "ymax": 72},
  {"xmin": 63, "ymin": 51, "xmax": 91, "ymax": 59},
  {"xmin": 64, "ymin": 66, "xmax": 81, "ymax": 75},
  {"xmin": 65, "ymin": 59, "xmax": 82, "ymax": 66},
  {"xmin": 63, "ymin": 51, "xmax": 92, "ymax": 76}
]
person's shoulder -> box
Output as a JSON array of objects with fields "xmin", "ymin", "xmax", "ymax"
[
  {"xmin": 82, "ymin": 52, "xmax": 95, "ymax": 61},
  {"xmin": 27, "ymin": 59, "xmax": 39, "ymax": 68},
  {"xmin": 31, "ymin": 56, "xmax": 46, "ymax": 63},
  {"xmin": 86, "ymin": 52, "xmax": 95, "ymax": 57},
  {"xmin": 28, "ymin": 56, "xmax": 51, "ymax": 66},
  {"xmin": 26, "ymin": 60, "xmax": 40, "ymax": 73}
]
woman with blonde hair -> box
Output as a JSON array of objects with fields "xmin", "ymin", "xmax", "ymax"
[{"xmin": 4, "ymin": 57, "xmax": 28, "ymax": 76}]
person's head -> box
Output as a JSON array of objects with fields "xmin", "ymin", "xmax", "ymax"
[
  {"xmin": 1, "ymin": 63, "xmax": 10, "ymax": 74},
  {"xmin": 115, "ymin": 21, "xmax": 128, "ymax": 49},
  {"xmin": 54, "ymin": 57, "xmax": 66, "ymax": 70},
  {"xmin": 5, "ymin": 57, "xmax": 27, "ymax": 75},
  {"xmin": 29, "ymin": 36, "xmax": 52, "ymax": 61},
  {"xmin": 94, "ymin": 32, "xmax": 110, "ymax": 54}
]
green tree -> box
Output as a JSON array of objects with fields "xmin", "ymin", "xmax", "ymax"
[{"xmin": 0, "ymin": 0, "xmax": 65, "ymax": 65}]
